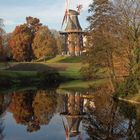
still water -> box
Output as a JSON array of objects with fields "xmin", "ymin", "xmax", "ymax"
[{"xmin": 0, "ymin": 86, "xmax": 140, "ymax": 140}]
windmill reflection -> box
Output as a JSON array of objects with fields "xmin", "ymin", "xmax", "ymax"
[{"xmin": 60, "ymin": 92, "xmax": 87, "ymax": 140}]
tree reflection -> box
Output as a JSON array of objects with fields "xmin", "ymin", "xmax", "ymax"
[
  {"xmin": 118, "ymin": 101, "xmax": 137, "ymax": 140},
  {"xmin": 9, "ymin": 89, "xmax": 57, "ymax": 132},
  {"xmin": 136, "ymin": 106, "xmax": 140, "ymax": 140},
  {"xmin": 9, "ymin": 91, "xmax": 34, "ymax": 125},
  {"xmin": 82, "ymin": 86, "xmax": 140, "ymax": 140},
  {"xmin": 0, "ymin": 93, "xmax": 10, "ymax": 140},
  {"xmin": 33, "ymin": 90, "xmax": 57, "ymax": 125}
]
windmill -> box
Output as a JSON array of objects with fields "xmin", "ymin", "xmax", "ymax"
[{"xmin": 60, "ymin": 0, "xmax": 85, "ymax": 56}]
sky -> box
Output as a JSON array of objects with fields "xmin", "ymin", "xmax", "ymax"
[{"xmin": 0, "ymin": 0, "xmax": 92, "ymax": 33}]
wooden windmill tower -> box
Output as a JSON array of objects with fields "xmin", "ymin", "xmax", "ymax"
[{"xmin": 60, "ymin": 0, "xmax": 85, "ymax": 56}]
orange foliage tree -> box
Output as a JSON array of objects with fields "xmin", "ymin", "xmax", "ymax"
[
  {"xmin": 9, "ymin": 17, "xmax": 42, "ymax": 61},
  {"xmin": 32, "ymin": 26, "xmax": 57, "ymax": 60},
  {"xmin": 9, "ymin": 24, "xmax": 34, "ymax": 61}
]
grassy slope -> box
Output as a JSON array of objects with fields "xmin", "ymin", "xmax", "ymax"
[
  {"xmin": 0, "ymin": 63, "xmax": 52, "ymax": 80},
  {"xmin": 46, "ymin": 55, "xmax": 82, "ymax": 63},
  {"xmin": 46, "ymin": 56, "xmax": 83, "ymax": 79},
  {"xmin": 59, "ymin": 79, "xmax": 106, "ymax": 90},
  {"xmin": 0, "ymin": 56, "xmax": 83, "ymax": 80}
]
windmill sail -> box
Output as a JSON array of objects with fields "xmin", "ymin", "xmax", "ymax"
[{"xmin": 61, "ymin": 0, "xmax": 70, "ymax": 29}]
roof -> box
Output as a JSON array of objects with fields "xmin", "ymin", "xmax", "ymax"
[
  {"xmin": 68, "ymin": 9, "xmax": 79, "ymax": 16},
  {"xmin": 65, "ymin": 9, "xmax": 82, "ymax": 32}
]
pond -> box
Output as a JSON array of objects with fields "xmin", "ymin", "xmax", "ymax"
[{"xmin": 0, "ymin": 85, "xmax": 139, "ymax": 140}]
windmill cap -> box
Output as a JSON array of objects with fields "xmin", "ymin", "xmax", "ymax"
[{"xmin": 68, "ymin": 9, "xmax": 79, "ymax": 15}]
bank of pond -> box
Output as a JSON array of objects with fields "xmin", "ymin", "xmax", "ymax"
[{"xmin": 0, "ymin": 61, "xmax": 139, "ymax": 107}]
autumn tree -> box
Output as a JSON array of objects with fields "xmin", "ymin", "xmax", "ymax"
[
  {"xmin": 9, "ymin": 24, "xmax": 34, "ymax": 61},
  {"xmin": 83, "ymin": 0, "xmax": 140, "ymax": 93},
  {"xmin": 9, "ymin": 17, "xmax": 42, "ymax": 62},
  {"xmin": 81, "ymin": 0, "xmax": 121, "ymax": 89},
  {"xmin": 32, "ymin": 26, "xmax": 57, "ymax": 60},
  {"xmin": 114, "ymin": 0, "xmax": 140, "ymax": 93},
  {"xmin": 26, "ymin": 16, "xmax": 42, "ymax": 36}
]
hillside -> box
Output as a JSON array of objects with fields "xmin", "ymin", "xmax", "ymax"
[{"xmin": 46, "ymin": 55, "xmax": 82, "ymax": 63}]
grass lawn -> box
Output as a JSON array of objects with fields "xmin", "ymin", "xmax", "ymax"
[
  {"xmin": 0, "ymin": 56, "xmax": 83, "ymax": 80},
  {"xmin": 0, "ymin": 56, "xmax": 83, "ymax": 83},
  {"xmin": 0, "ymin": 70, "xmax": 37, "ymax": 78},
  {"xmin": 46, "ymin": 55, "xmax": 83, "ymax": 79},
  {"xmin": 46, "ymin": 55, "xmax": 82, "ymax": 63},
  {"xmin": 59, "ymin": 79, "xmax": 107, "ymax": 90},
  {"xmin": 47, "ymin": 63, "xmax": 82, "ymax": 79}
]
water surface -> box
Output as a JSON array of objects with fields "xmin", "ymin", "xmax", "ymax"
[{"xmin": 0, "ymin": 86, "xmax": 139, "ymax": 140}]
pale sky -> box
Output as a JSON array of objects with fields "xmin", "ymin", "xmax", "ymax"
[{"xmin": 0, "ymin": 0, "xmax": 92, "ymax": 33}]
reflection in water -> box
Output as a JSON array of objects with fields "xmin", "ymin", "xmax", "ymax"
[
  {"xmin": 60, "ymin": 92, "xmax": 86, "ymax": 140},
  {"xmin": 32, "ymin": 90, "xmax": 57, "ymax": 128},
  {"xmin": 82, "ymin": 87, "xmax": 138, "ymax": 140},
  {"xmin": 9, "ymin": 91, "xmax": 34, "ymax": 125},
  {"xmin": 0, "ymin": 93, "xmax": 11, "ymax": 140},
  {"xmin": 0, "ymin": 87, "xmax": 139, "ymax": 140},
  {"xmin": 9, "ymin": 90, "xmax": 57, "ymax": 133}
]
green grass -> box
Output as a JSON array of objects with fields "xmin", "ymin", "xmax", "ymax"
[
  {"xmin": 0, "ymin": 55, "xmax": 84, "ymax": 80},
  {"xmin": 59, "ymin": 79, "xmax": 107, "ymax": 90},
  {"xmin": 46, "ymin": 55, "xmax": 82, "ymax": 63},
  {"xmin": 0, "ymin": 70, "xmax": 37, "ymax": 78},
  {"xmin": 0, "ymin": 56, "xmax": 83, "ymax": 81},
  {"xmin": 60, "ymin": 63, "xmax": 82, "ymax": 79},
  {"xmin": 47, "ymin": 63, "xmax": 82, "ymax": 79}
]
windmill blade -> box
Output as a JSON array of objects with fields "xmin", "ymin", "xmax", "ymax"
[
  {"xmin": 61, "ymin": 0, "xmax": 70, "ymax": 29},
  {"xmin": 77, "ymin": 4, "xmax": 83, "ymax": 14},
  {"xmin": 61, "ymin": 10, "xmax": 68, "ymax": 29},
  {"xmin": 61, "ymin": 117, "xmax": 70, "ymax": 140}
]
